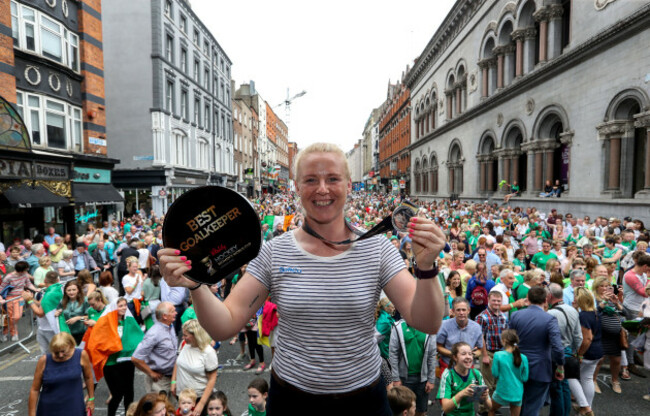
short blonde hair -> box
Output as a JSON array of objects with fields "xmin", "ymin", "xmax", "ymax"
[
  {"xmin": 575, "ymin": 287, "xmax": 595, "ymax": 311},
  {"xmin": 62, "ymin": 250, "xmax": 73, "ymax": 259},
  {"xmin": 292, "ymin": 142, "xmax": 350, "ymax": 181},
  {"xmin": 38, "ymin": 256, "xmax": 51, "ymax": 266},
  {"xmin": 182, "ymin": 319, "xmax": 213, "ymax": 351},
  {"xmin": 178, "ymin": 388, "xmax": 197, "ymax": 403},
  {"xmin": 50, "ymin": 332, "xmax": 76, "ymax": 353}
]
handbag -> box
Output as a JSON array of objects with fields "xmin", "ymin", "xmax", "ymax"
[
  {"xmin": 620, "ymin": 328, "xmax": 629, "ymax": 350},
  {"xmin": 556, "ymin": 305, "xmax": 581, "ymax": 379}
]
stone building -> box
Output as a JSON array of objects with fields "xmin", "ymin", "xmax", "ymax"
[
  {"xmin": 103, "ymin": 0, "xmax": 234, "ymax": 216},
  {"xmin": 232, "ymin": 92, "xmax": 258, "ymax": 197},
  {"xmin": 266, "ymin": 103, "xmax": 289, "ymax": 191},
  {"xmin": 406, "ymin": 0, "xmax": 650, "ymax": 220},
  {"xmin": 0, "ymin": 0, "xmax": 122, "ymax": 240}
]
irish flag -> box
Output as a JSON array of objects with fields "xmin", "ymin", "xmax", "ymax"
[
  {"xmin": 83, "ymin": 300, "xmax": 144, "ymax": 381},
  {"xmin": 40, "ymin": 282, "xmax": 69, "ymax": 333}
]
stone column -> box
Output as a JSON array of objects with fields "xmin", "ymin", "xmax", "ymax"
[
  {"xmin": 487, "ymin": 159, "xmax": 495, "ymax": 191},
  {"xmin": 502, "ymin": 156, "xmax": 511, "ymax": 187},
  {"xmin": 523, "ymin": 28, "xmax": 537, "ymax": 74},
  {"xmin": 431, "ymin": 110, "xmax": 436, "ymax": 130},
  {"xmin": 449, "ymin": 167, "xmax": 455, "ymax": 193},
  {"xmin": 534, "ymin": 9, "xmax": 549, "ymax": 63},
  {"xmin": 446, "ymin": 91, "xmax": 453, "ymax": 120},
  {"xmin": 478, "ymin": 60, "xmax": 489, "ymax": 98},
  {"xmin": 545, "ymin": 149, "xmax": 554, "ymax": 183},
  {"xmin": 503, "ymin": 45, "xmax": 515, "ymax": 86},
  {"xmin": 488, "ymin": 58, "xmax": 497, "ymax": 96},
  {"xmin": 511, "ymin": 156, "xmax": 519, "ymax": 185},
  {"xmin": 608, "ymin": 137, "xmax": 621, "ymax": 189},
  {"xmin": 456, "ymin": 86, "xmax": 462, "ymax": 115},
  {"xmin": 534, "ymin": 151, "xmax": 543, "ymax": 190},
  {"xmin": 548, "ymin": 4, "xmax": 564, "ymax": 59},
  {"xmin": 495, "ymin": 46, "xmax": 505, "ymax": 89},
  {"xmin": 512, "ymin": 29, "xmax": 525, "ymax": 78},
  {"xmin": 645, "ymin": 129, "xmax": 650, "ymax": 189},
  {"xmin": 480, "ymin": 161, "xmax": 486, "ymax": 192}
]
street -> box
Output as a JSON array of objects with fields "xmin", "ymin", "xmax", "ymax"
[{"xmin": 1, "ymin": 335, "xmax": 649, "ymax": 415}]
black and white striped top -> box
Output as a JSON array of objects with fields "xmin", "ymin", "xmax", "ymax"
[{"xmin": 246, "ymin": 230, "xmax": 405, "ymax": 394}]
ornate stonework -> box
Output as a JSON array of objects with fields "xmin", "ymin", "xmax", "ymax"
[
  {"xmin": 468, "ymin": 70, "xmax": 479, "ymax": 93},
  {"xmin": 634, "ymin": 111, "xmax": 650, "ymax": 128},
  {"xmin": 25, "ymin": 66, "xmax": 41, "ymax": 86},
  {"xmin": 37, "ymin": 180, "xmax": 71, "ymax": 198},
  {"xmin": 525, "ymin": 98, "xmax": 535, "ymax": 115},
  {"xmin": 48, "ymin": 73, "xmax": 61, "ymax": 92},
  {"xmin": 497, "ymin": 113, "xmax": 504, "ymax": 127}
]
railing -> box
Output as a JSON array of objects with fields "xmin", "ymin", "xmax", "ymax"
[{"xmin": 0, "ymin": 294, "xmax": 36, "ymax": 355}]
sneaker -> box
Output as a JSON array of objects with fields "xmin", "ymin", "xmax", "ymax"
[
  {"xmin": 255, "ymin": 363, "xmax": 266, "ymax": 375},
  {"xmin": 643, "ymin": 394, "xmax": 650, "ymax": 402},
  {"xmin": 611, "ymin": 381, "xmax": 622, "ymax": 394},
  {"xmin": 235, "ymin": 353, "xmax": 246, "ymax": 361},
  {"xmin": 628, "ymin": 364, "xmax": 647, "ymax": 378},
  {"xmin": 10, "ymin": 335, "xmax": 18, "ymax": 342},
  {"xmin": 0, "ymin": 334, "xmax": 7, "ymax": 342},
  {"xmin": 621, "ymin": 367, "xmax": 631, "ymax": 380},
  {"xmin": 243, "ymin": 360, "xmax": 256, "ymax": 371}
]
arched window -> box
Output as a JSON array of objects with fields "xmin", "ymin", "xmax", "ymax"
[
  {"xmin": 430, "ymin": 155, "xmax": 439, "ymax": 194},
  {"xmin": 422, "ymin": 157, "xmax": 429, "ymax": 194},
  {"xmin": 502, "ymin": 122, "xmax": 527, "ymax": 192},
  {"xmin": 171, "ymin": 130, "xmax": 188, "ymax": 166},
  {"xmin": 448, "ymin": 141, "xmax": 464, "ymax": 195},
  {"xmin": 414, "ymin": 160, "xmax": 421, "ymax": 193}
]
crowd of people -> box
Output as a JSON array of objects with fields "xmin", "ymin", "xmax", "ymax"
[{"xmin": 2, "ymin": 142, "xmax": 650, "ymax": 415}]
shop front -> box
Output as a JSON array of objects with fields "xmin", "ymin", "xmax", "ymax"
[{"xmin": 71, "ymin": 165, "xmax": 123, "ymax": 235}]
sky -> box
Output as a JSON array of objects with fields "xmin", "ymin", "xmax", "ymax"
[{"xmin": 191, "ymin": 0, "xmax": 457, "ymax": 153}]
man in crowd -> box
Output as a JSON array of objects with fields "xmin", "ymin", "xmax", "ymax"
[
  {"xmin": 132, "ymin": 302, "xmax": 178, "ymax": 395},
  {"xmin": 531, "ymin": 239, "xmax": 558, "ymax": 271},
  {"xmin": 437, "ymin": 298, "xmax": 484, "ymax": 374},
  {"xmin": 48, "ymin": 236, "xmax": 65, "ymax": 264},
  {"xmin": 71, "ymin": 242, "xmax": 99, "ymax": 275},
  {"xmin": 509, "ymin": 286, "xmax": 565, "ymax": 416},
  {"xmin": 43, "ymin": 227, "xmax": 60, "ymax": 246},
  {"xmin": 563, "ymin": 269, "xmax": 586, "ymax": 307},
  {"xmin": 91, "ymin": 240, "xmax": 112, "ymax": 274},
  {"xmin": 25, "ymin": 243, "xmax": 45, "ymax": 275},
  {"xmin": 492, "ymin": 268, "xmax": 528, "ymax": 316},
  {"xmin": 21, "ymin": 271, "xmax": 61, "ymax": 353},
  {"xmin": 547, "ymin": 283, "xmax": 583, "ymax": 416},
  {"xmin": 473, "ymin": 243, "xmax": 501, "ymax": 279}
]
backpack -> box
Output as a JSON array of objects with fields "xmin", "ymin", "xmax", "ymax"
[{"xmin": 470, "ymin": 283, "xmax": 488, "ymax": 306}]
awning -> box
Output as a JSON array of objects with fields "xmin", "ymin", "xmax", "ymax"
[
  {"xmin": 72, "ymin": 183, "xmax": 124, "ymax": 205},
  {"xmin": 0, "ymin": 184, "xmax": 70, "ymax": 208}
]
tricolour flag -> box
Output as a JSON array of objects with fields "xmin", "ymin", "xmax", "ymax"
[
  {"xmin": 40, "ymin": 282, "xmax": 69, "ymax": 334},
  {"xmin": 83, "ymin": 300, "xmax": 144, "ymax": 381}
]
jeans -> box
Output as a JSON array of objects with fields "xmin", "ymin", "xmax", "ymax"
[
  {"xmin": 521, "ymin": 379, "xmax": 550, "ymax": 416},
  {"xmin": 549, "ymin": 378, "xmax": 571, "ymax": 416},
  {"xmin": 568, "ymin": 358, "xmax": 599, "ymax": 408}
]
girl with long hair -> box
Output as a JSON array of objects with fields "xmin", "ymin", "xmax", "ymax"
[
  {"xmin": 489, "ymin": 329, "xmax": 528, "ymax": 416},
  {"xmin": 438, "ymin": 342, "xmax": 491, "ymax": 415},
  {"xmin": 446, "ymin": 271, "xmax": 463, "ymax": 310},
  {"xmin": 55, "ymin": 281, "xmax": 89, "ymax": 345}
]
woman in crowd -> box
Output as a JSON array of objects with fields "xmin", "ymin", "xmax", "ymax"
[
  {"xmin": 77, "ymin": 269, "xmax": 97, "ymax": 296},
  {"xmin": 33, "ymin": 256, "xmax": 54, "ymax": 288},
  {"xmin": 122, "ymin": 257, "xmax": 144, "ymax": 321},
  {"xmin": 99, "ymin": 271, "xmax": 119, "ymax": 305},
  {"xmin": 494, "ymin": 244, "xmax": 509, "ymax": 263},
  {"xmin": 136, "ymin": 240, "xmax": 150, "ymax": 275},
  {"xmin": 132, "ymin": 392, "xmax": 174, "ymax": 416},
  {"xmin": 55, "ymin": 281, "xmax": 89, "ymax": 345},
  {"xmin": 591, "ymin": 276, "xmax": 625, "ymax": 393},
  {"xmin": 512, "ymin": 249, "xmax": 527, "ymax": 273},
  {"xmin": 445, "ymin": 271, "xmax": 463, "ymax": 310},
  {"xmin": 570, "ymin": 288, "xmax": 603, "ymax": 416},
  {"xmin": 172, "ymin": 319, "xmax": 219, "ymax": 415},
  {"xmin": 449, "ymin": 219, "xmax": 462, "ymax": 241},
  {"xmin": 375, "ymin": 297, "xmax": 396, "ymax": 364},
  {"xmin": 28, "ymin": 332, "xmax": 94, "ymax": 416},
  {"xmin": 57, "ymin": 250, "xmax": 76, "ymax": 281},
  {"xmin": 85, "ymin": 290, "xmax": 107, "ymax": 326},
  {"xmin": 158, "ymin": 142, "xmax": 446, "ymax": 414},
  {"xmin": 0, "ymin": 261, "xmax": 39, "ymax": 342},
  {"xmin": 399, "ymin": 240, "xmax": 415, "ymax": 275}
]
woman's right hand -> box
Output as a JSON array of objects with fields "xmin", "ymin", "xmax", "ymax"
[
  {"xmin": 54, "ymin": 309, "xmax": 62, "ymax": 317},
  {"xmin": 157, "ymin": 248, "xmax": 195, "ymax": 289},
  {"xmin": 459, "ymin": 383, "xmax": 475, "ymax": 398}
]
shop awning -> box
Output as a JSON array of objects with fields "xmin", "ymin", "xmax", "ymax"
[
  {"xmin": 0, "ymin": 184, "xmax": 70, "ymax": 208},
  {"xmin": 73, "ymin": 183, "xmax": 124, "ymax": 205}
]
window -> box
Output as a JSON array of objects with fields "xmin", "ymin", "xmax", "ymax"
[
  {"xmin": 165, "ymin": 35, "xmax": 174, "ymax": 61},
  {"xmin": 179, "ymin": 14, "xmax": 187, "ymax": 33},
  {"xmin": 193, "ymin": 59, "xmax": 199, "ymax": 82},
  {"xmin": 193, "ymin": 29, "xmax": 199, "ymax": 45},
  {"xmin": 220, "ymin": 114, "xmax": 225, "ymax": 138},
  {"xmin": 172, "ymin": 132, "xmax": 188, "ymax": 166},
  {"xmin": 164, "ymin": 0, "xmax": 172, "ymax": 18},
  {"xmin": 40, "ymin": 16, "xmax": 64, "ymax": 62},
  {"xmin": 204, "ymin": 104, "xmax": 210, "ymax": 130},
  {"xmin": 198, "ymin": 139, "xmax": 209, "ymax": 169},
  {"xmin": 10, "ymin": 1, "xmax": 19, "ymax": 45},
  {"xmin": 180, "ymin": 48, "xmax": 187, "ymax": 73},
  {"xmin": 194, "ymin": 98, "xmax": 200, "ymax": 125},
  {"xmin": 213, "ymin": 77, "xmax": 218, "ymax": 96},
  {"xmin": 226, "ymin": 87, "xmax": 230, "ymax": 104},
  {"xmin": 181, "ymin": 89, "xmax": 188, "ymax": 119},
  {"xmin": 204, "ymin": 67, "xmax": 209, "ymax": 90},
  {"xmin": 203, "ymin": 40, "xmax": 209, "ymax": 55},
  {"xmin": 166, "ymin": 80, "xmax": 174, "ymax": 112},
  {"xmin": 220, "ymin": 82, "xmax": 224, "ymax": 102},
  {"xmin": 16, "ymin": 90, "xmax": 82, "ymax": 151},
  {"xmin": 220, "ymin": 58, "xmax": 224, "ymax": 72}
]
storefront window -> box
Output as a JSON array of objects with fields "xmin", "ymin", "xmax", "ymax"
[{"xmin": 122, "ymin": 189, "xmax": 152, "ymax": 218}]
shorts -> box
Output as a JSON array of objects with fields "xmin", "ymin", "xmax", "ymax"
[
  {"xmin": 403, "ymin": 375, "xmax": 428, "ymax": 413},
  {"xmin": 492, "ymin": 391, "xmax": 522, "ymax": 407}
]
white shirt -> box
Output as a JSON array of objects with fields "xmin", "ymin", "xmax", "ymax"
[
  {"xmin": 100, "ymin": 286, "xmax": 119, "ymax": 304},
  {"xmin": 491, "ymin": 282, "xmax": 512, "ymax": 306},
  {"xmin": 122, "ymin": 273, "xmax": 142, "ymax": 302},
  {"xmin": 176, "ymin": 344, "xmax": 219, "ymax": 397},
  {"xmin": 137, "ymin": 248, "xmax": 149, "ymax": 269}
]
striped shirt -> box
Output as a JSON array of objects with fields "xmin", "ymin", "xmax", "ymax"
[
  {"xmin": 0, "ymin": 272, "xmax": 31, "ymax": 299},
  {"xmin": 246, "ymin": 230, "xmax": 405, "ymax": 394}
]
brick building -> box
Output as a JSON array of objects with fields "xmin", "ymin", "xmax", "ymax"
[
  {"xmin": 265, "ymin": 102, "xmax": 289, "ymax": 192},
  {"xmin": 232, "ymin": 91, "xmax": 258, "ymax": 197},
  {"xmin": 0, "ymin": 0, "xmax": 122, "ymax": 241},
  {"xmin": 407, "ymin": 0, "xmax": 650, "ymax": 221},
  {"xmin": 378, "ymin": 76, "xmax": 411, "ymax": 195}
]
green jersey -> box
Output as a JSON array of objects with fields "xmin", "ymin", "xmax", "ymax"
[
  {"xmin": 531, "ymin": 251, "xmax": 558, "ymax": 271},
  {"xmin": 437, "ymin": 367, "xmax": 483, "ymax": 416}
]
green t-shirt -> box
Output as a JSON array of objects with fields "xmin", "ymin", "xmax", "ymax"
[
  {"xmin": 621, "ymin": 240, "xmax": 636, "ymax": 253},
  {"xmin": 375, "ymin": 310, "xmax": 394, "ymax": 360},
  {"xmin": 531, "ymin": 251, "xmax": 558, "ymax": 271},
  {"xmin": 247, "ymin": 403, "xmax": 266, "ymax": 416},
  {"xmin": 402, "ymin": 321, "xmax": 426, "ymax": 376},
  {"xmin": 437, "ymin": 367, "xmax": 483, "ymax": 416},
  {"xmin": 181, "ymin": 305, "xmax": 196, "ymax": 324},
  {"xmin": 86, "ymin": 306, "xmax": 105, "ymax": 322},
  {"xmin": 603, "ymin": 247, "xmax": 621, "ymax": 269},
  {"xmin": 515, "ymin": 284, "xmax": 530, "ymax": 305},
  {"xmin": 513, "ymin": 258, "xmax": 526, "ymax": 273},
  {"xmin": 492, "ymin": 350, "xmax": 529, "ymax": 403}
]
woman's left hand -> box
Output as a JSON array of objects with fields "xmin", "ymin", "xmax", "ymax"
[
  {"xmin": 86, "ymin": 399, "xmax": 94, "ymax": 413},
  {"xmin": 192, "ymin": 403, "xmax": 204, "ymax": 416},
  {"xmin": 409, "ymin": 216, "xmax": 446, "ymax": 270}
]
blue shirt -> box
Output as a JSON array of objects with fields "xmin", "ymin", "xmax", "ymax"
[
  {"xmin": 132, "ymin": 321, "xmax": 178, "ymax": 375},
  {"xmin": 436, "ymin": 318, "xmax": 484, "ymax": 365},
  {"xmin": 472, "ymin": 251, "xmax": 502, "ymax": 279},
  {"xmin": 75, "ymin": 254, "xmax": 86, "ymax": 271},
  {"xmin": 563, "ymin": 286, "xmax": 575, "ymax": 307}
]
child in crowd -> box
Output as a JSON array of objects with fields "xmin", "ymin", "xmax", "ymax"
[
  {"xmin": 437, "ymin": 341, "xmax": 491, "ymax": 416},
  {"xmin": 206, "ymin": 391, "xmax": 233, "ymax": 416},
  {"xmin": 387, "ymin": 385, "xmax": 417, "ymax": 416},
  {"xmin": 176, "ymin": 388, "xmax": 197, "ymax": 415},
  {"xmin": 245, "ymin": 378, "xmax": 268, "ymax": 416},
  {"xmin": 489, "ymin": 329, "xmax": 529, "ymax": 416}
]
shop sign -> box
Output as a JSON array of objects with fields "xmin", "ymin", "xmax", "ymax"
[
  {"xmin": 399, "ymin": 179, "xmax": 406, "ymax": 189},
  {"xmin": 0, "ymin": 158, "xmax": 69, "ymax": 180},
  {"xmin": 73, "ymin": 167, "xmax": 111, "ymax": 183},
  {"xmin": 76, "ymin": 210, "xmax": 99, "ymax": 223},
  {"xmin": 88, "ymin": 137, "xmax": 107, "ymax": 147}
]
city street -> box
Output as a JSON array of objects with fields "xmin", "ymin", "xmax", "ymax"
[{"xmin": 1, "ymin": 334, "xmax": 649, "ymax": 415}]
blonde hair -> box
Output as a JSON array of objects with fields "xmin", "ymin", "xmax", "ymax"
[
  {"xmin": 292, "ymin": 142, "xmax": 350, "ymax": 181},
  {"xmin": 591, "ymin": 276, "xmax": 611, "ymax": 302},
  {"xmin": 62, "ymin": 249, "xmax": 74, "ymax": 259},
  {"xmin": 87, "ymin": 290, "xmax": 108, "ymax": 305},
  {"xmin": 126, "ymin": 256, "xmax": 139, "ymax": 267},
  {"xmin": 182, "ymin": 319, "xmax": 213, "ymax": 351},
  {"xmin": 38, "ymin": 256, "xmax": 52, "ymax": 266},
  {"xmin": 50, "ymin": 332, "xmax": 76, "ymax": 353},
  {"xmin": 575, "ymin": 287, "xmax": 595, "ymax": 312},
  {"xmin": 178, "ymin": 388, "xmax": 197, "ymax": 403}
]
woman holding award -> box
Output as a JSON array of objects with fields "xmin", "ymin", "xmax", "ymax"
[{"xmin": 158, "ymin": 142, "xmax": 446, "ymax": 415}]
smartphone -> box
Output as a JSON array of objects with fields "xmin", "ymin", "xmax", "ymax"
[{"xmin": 471, "ymin": 385, "xmax": 488, "ymax": 402}]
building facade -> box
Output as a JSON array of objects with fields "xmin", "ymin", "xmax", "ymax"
[
  {"xmin": 407, "ymin": 0, "xmax": 650, "ymax": 220},
  {"xmin": 103, "ymin": 0, "xmax": 234, "ymax": 217},
  {"xmin": 232, "ymin": 92, "xmax": 257, "ymax": 197},
  {"xmin": 1, "ymin": 0, "xmax": 122, "ymax": 242},
  {"xmin": 379, "ymin": 77, "xmax": 411, "ymax": 195},
  {"xmin": 266, "ymin": 103, "xmax": 289, "ymax": 191}
]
